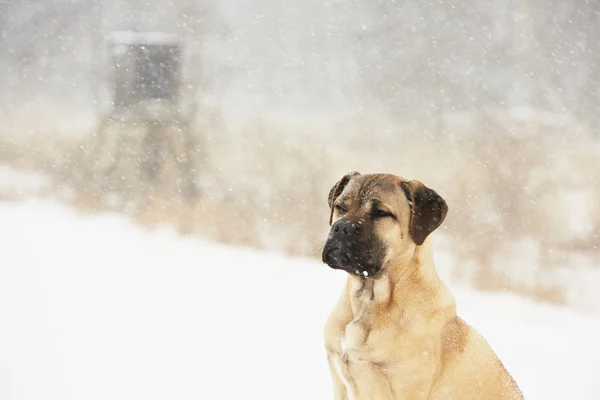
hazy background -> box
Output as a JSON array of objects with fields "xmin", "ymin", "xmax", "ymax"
[{"xmin": 1, "ymin": 0, "xmax": 599, "ymax": 312}]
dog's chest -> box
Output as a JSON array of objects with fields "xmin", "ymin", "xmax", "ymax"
[
  {"xmin": 338, "ymin": 280, "xmax": 381, "ymax": 360},
  {"xmin": 339, "ymin": 319, "xmax": 368, "ymax": 359},
  {"xmin": 330, "ymin": 317, "xmax": 393, "ymax": 400},
  {"xmin": 327, "ymin": 279, "xmax": 403, "ymax": 398}
]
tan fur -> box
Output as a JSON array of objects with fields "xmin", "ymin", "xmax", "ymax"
[{"xmin": 324, "ymin": 173, "xmax": 523, "ymax": 400}]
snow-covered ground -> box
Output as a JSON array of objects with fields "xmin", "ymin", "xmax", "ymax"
[
  {"xmin": 0, "ymin": 199, "xmax": 598, "ymax": 400},
  {"xmin": 0, "ymin": 166, "xmax": 50, "ymax": 198}
]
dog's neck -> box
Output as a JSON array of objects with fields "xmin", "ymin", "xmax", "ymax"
[{"xmin": 346, "ymin": 238, "xmax": 456, "ymax": 326}]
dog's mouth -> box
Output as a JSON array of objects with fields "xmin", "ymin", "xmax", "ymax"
[
  {"xmin": 322, "ymin": 245, "xmax": 380, "ymax": 278},
  {"xmin": 323, "ymin": 248, "xmax": 352, "ymax": 269}
]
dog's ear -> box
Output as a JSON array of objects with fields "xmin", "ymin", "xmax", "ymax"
[
  {"xmin": 328, "ymin": 171, "xmax": 360, "ymax": 225},
  {"xmin": 401, "ymin": 180, "xmax": 448, "ymax": 246}
]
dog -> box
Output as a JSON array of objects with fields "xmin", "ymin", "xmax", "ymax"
[{"xmin": 322, "ymin": 172, "xmax": 523, "ymax": 400}]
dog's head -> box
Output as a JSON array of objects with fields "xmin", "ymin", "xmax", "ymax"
[{"xmin": 322, "ymin": 172, "xmax": 448, "ymax": 278}]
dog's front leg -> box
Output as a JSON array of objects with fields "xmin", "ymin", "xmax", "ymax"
[{"xmin": 327, "ymin": 352, "xmax": 351, "ymax": 400}]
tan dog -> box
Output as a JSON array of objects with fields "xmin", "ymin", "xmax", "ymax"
[{"xmin": 322, "ymin": 172, "xmax": 523, "ymax": 400}]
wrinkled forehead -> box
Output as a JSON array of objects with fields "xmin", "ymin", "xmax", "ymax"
[{"xmin": 339, "ymin": 174, "xmax": 407, "ymax": 208}]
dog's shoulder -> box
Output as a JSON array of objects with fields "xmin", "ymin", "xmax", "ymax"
[
  {"xmin": 324, "ymin": 280, "xmax": 353, "ymax": 351},
  {"xmin": 440, "ymin": 316, "xmax": 470, "ymax": 364},
  {"xmin": 436, "ymin": 316, "xmax": 524, "ymax": 399}
]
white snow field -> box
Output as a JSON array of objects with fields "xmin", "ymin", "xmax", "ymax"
[{"xmin": 0, "ymin": 200, "xmax": 599, "ymax": 400}]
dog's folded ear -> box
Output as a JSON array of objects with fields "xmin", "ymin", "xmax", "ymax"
[
  {"xmin": 401, "ymin": 180, "xmax": 448, "ymax": 246},
  {"xmin": 327, "ymin": 171, "xmax": 360, "ymax": 225}
]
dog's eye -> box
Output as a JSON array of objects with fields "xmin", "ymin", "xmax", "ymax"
[
  {"xmin": 374, "ymin": 209, "xmax": 393, "ymax": 218},
  {"xmin": 334, "ymin": 204, "xmax": 347, "ymax": 214}
]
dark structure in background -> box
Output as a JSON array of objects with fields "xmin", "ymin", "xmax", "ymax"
[
  {"xmin": 110, "ymin": 32, "xmax": 181, "ymax": 108},
  {"xmin": 93, "ymin": 31, "xmax": 198, "ymax": 198}
]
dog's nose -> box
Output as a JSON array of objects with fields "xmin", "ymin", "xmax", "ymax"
[{"xmin": 332, "ymin": 220, "xmax": 360, "ymax": 236}]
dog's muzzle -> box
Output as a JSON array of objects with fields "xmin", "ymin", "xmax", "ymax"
[{"xmin": 322, "ymin": 219, "xmax": 383, "ymax": 277}]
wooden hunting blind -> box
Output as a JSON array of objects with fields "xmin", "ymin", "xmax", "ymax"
[
  {"xmin": 108, "ymin": 31, "xmax": 182, "ymax": 110},
  {"xmin": 92, "ymin": 31, "xmax": 198, "ymax": 199}
]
